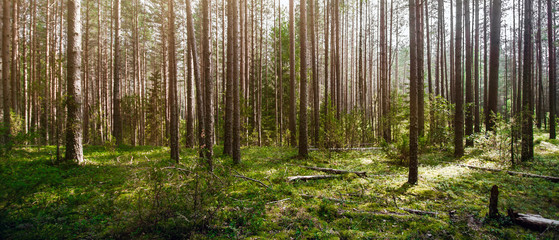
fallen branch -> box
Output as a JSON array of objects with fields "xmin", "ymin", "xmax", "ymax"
[
  {"xmin": 233, "ymin": 174, "xmax": 271, "ymax": 189},
  {"xmin": 309, "ymin": 147, "xmax": 381, "ymax": 152},
  {"xmin": 300, "ymin": 194, "xmax": 354, "ymax": 203},
  {"xmin": 266, "ymin": 198, "xmax": 291, "ymax": 205},
  {"xmin": 399, "ymin": 207, "xmax": 439, "ymax": 216},
  {"xmin": 457, "ymin": 164, "xmax": 559, "ymax": 182},
  {"xmin": 508, "ymin": 209, "xmax": 559, "ymax": 231},
  {"xmin": 338, "ymin": 208, "xmax": 407, "ymax": 217},
  {"xmin": 162, "ymin": 166, "xmax": 192, "ymax": 173},
  {"xmin": 296, "ymin": 165, "xmax": 367, "ymax": 177},
  {"xmin": 287, "ymin": 175, "xmax": 339, "ymax": 182}
]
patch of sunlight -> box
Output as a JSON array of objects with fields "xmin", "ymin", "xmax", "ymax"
[
  {"xmin": 537, "ymin": 141, "xmax": 559, "ymax": 154},
  {"xmin": 421, "ymin": 164, "xmax": 469, "ymax": 180},
  {"xmin": 358, "ymin": 156, "xmax": 375, "ymax": 165}
]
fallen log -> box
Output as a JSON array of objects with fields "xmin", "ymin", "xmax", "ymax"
[
  {"xmin": 457, "ymin": 164, "xmax": 559, "ymax": 182},
  {"xmin": 287, "ymin": 175, "xmax": 339, "ymax": 182},
  {"xmin": 297, "ymin": 165, "xmax": 367, "ymax": 177},
  {"xmin": 309, "ymin": 147, "xmax": 381, "ymax": 152},
  {"xmin": 508, "ymin": 209, "xmax": 559, "ymax": 231}
]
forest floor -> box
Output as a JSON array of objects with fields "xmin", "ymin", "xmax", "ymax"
[{"xmin": 1, "ymin": 135, "xmax": 559, "ymax": 239}]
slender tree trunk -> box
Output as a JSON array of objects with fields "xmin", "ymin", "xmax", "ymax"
[
  {"xmin": 521, "ymin": 0, "xmax": 534, "ymax": 161},
  {"xmin": 2, "ymin": 0, "xmax": 10, "ymax": 147},
  {"xmin": 288, "ymin": 0, "xmax": 296, "ymax": 146},
  {"xmin": 233, "ymin": 0, "xmax": 241, "ymax": 163},
  {"xmin": 65, "ymin": 0, "xmax": 83, "ymax": 163},
  {"xmin": 11, "ymin": 0, "xmax": 18, "ymax": 114},
  {"xmin": 536, "ymin": 0, "xmax": 543, "ymax": 129},
  {"xmin": 201, "ymin": 0, "xmax": 214, "ymax": 168},
  {"xmin": 454, "ymin": 0, "xmax": 464, "ymax": 158},
  {"xmin": 168, "ymin": 0, "xmax": 179, "ymax": 162},
  {"xmin": 299, "ymin": 0, "xmax": 308, "ymax": 157},
  {"xmin": 186, "ymin": 0, "xmax": 204, "ymax": 155},
  {"xmin": 408, "ymin": 0, "xmax": 419, "ymax": 184},
  {"xmin": 112, "ymin": 0, "xmax": 122, "ymax": 145},
  {"xmin": 487, "ymin": 0, "xmax": 501, "ymax": 131},
  {"xmin": 224, "ymin": 0, "xmax": 234, "ymax": 156},
  {"xmin": 310, "ymin": 0, "xmax": 319, "ymax": 146},
  {"xmin": 474, "ymin": 0, "xmax": 480, "ymax": 132},
  {"xmin": 465, "ymin": 0, "xmax": 473, "ymax": 146},
  {"xmin": 548, "ymin": 0, "xmax": 556, "ymax": 139}
]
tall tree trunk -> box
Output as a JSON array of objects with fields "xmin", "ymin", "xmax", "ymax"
[
  {"xmin": 233, "ymin": 0, "xmax": 241, "ymax": 163},
  {"xmin": 487, "ymin": 0, "xmax": 501, "ymax": 132},
  {"xmin": 2, "ymin": 0, "xmax": 11, "ymax": 147},
  {"xmin": 310, "ymin": 0, "xmax": 319, "ymax": 146},
  {"xmin": 224, "ymin": 0, "xmax": 235, "ymax": 156},
  {"xmin": 185, "ymin": 0, "xmax": 204, "ymax": 155},
  {"xmin": 474, "ymin": 0, "xmax": 480, "ymax": 132},
  {"xmin": 65, "ymin": 0, "xmax": 83, "ymax": 163},
  {"xmin": 465, "ymin": 0, "xmax": 473, "ymax": 146},
  {"xmin": 168, "ymin": 0, "xmax": 179, "ymax": 162},
  {"xmin": 548, "ymin": 0, "xmax": 556, "ymax": 139},
  {"xmin": 536, "ymin": 0, "xmax": 543, "ymax": 129},
  {"xmin": 11, "ymin": 0, "xmax": 18, "ymax": 114},
  {"xmin": 112, "ymin": 0, "xmax": 122, "ymax": 145},
  {"xmin": 83, "ymin": 0, "xmax": 90, "ymax": 144},
  {"xmin": 454, "ymin": 0, "xmax": 464, "ymax": 158},
  {"xmin": 521, "ymin": 0, "xmax": 534, "ymax": 161},
  {"xmin": 288, "ymin": 0, "xmax": 296, "ymax": 146},
  {"xmin": 408, "ymin": 0, "xmax": 419, "ymax": 184},
  {"xmin": 202, "ymin": 0, "xmax": 214, "ymax": 168},
  {"xmin": 299, "ymin": 0, "xmax": 308, "ymax": 157}
]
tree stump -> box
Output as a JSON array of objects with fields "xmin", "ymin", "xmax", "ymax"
[{"xmin": 488, "ymin": 185, "xmax": 499, "ymax": 218}]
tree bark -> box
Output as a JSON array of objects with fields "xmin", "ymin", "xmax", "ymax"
[
  {"xmin": 2, "ymin": 0, "xmax": 11, "ymax": 147},
  {"xmin": 288, "ymin": 0, "xmax": 296, "ymax": 147},
  {"xmin": 454, "ymin": 0, "xmax": 464, "ymax": 158},
  {"xmin": 168, "ymin": 0, "xmax": 179, "ymax": 162},
  {"xmin": 408, "ymin": 0, "xmax": 419, "ymax": 184},
  {"xmin": 548, "ymin": 0, "xmax": 556, "ymax": 139},
  {"xmin": 465, "ymin": 0, "xmax": 473, "ymax": 146},
  {"xmin": 112, "ymin": 0, "xmax": 122, "ymax": 145},
  {"xmin": 65, "ymin": 0, "xmax": 83, "ymax": 163},
  {"xmin": 202, "ymin": 0, "xmax": 214, "ymax": 168},
  {"xmin": 521, "ymin": 0, "xmax": 533, "ymax": 161}
]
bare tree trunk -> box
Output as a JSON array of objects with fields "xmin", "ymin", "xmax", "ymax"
[
  {"xmin": 408, "ymin": 0, "xmax": 419, "ymax": 184},
  {"xmin": 299, "ymin": 0, "xmax": 308, "ymax": 157},
  {"xmin": 65, "ymin": 0, "xmax": 83, "ymax": 163},
  {"xmin": 454, "ymin": 0, "xmax": 464, "ymax": 158},
  {"xmin": 474, "ymin": 0, "xmax": 480, "ymax": 132},
  {"xmin": 310, "ymin": 0, "xmax": 319, "ymax": 146},
  {"xmin": 548, "ymin": 0, "xmax": 556, "ymax": 139},
  {"xmin": 112, "ymin": 0, "xmax": 122, "ymax": 145},
  {"xmin": 168, "ymin": 0, "xmax": 179, "ymax": 162},
  {"xmin": 288, "ymin": 0, "xmax": 296, "ymax": 146},
  {"xmin": 465, "ymin": 0, "xmax": 473, "ymax": 146},
  {"xmin": 2, "ymin": 0, "xmax": 10, "ymax": 147},
  {"xmin": 521, "ymin": 0, "xmax": 533, "ymax": 161},
  {"xmin": 201, "ymin": 0, "xmax": 214, "ymax": 168},
  {"xmin": 487, "ymin": 0, "xmax": 501, "ymax": 132}
]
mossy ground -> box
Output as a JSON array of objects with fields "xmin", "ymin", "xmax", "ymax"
[{"xmin": 1, "ymin": 136, "xmax": 558, "ymax": 239}]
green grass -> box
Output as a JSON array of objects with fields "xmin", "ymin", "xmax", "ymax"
[{"xmin": 1, "ymin": 139, "xmax": 558, "ymax": 239}]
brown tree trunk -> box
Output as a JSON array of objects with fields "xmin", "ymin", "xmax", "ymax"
[
  {"xmin": 2, "ymin": 0, "xmax": 11, "ymax": 146},
  {"xmin": 299, "ymin": 0, "xmax": 308, "ymax": 158},
  {"xmin": 454, "ymin": 0, "xmax": 464, "ymax": 158},
  {"xmin": 112, "ymin": 0, "xmax": 122, "ymax": 145},
  {"xmin": 202, "ymin": 0, "xmax": 214, "ymax": 168},
  {"xmin": 548, "ymin": 0, "xmax": 556, "ymax": 139},
  {"xmin": 408, "ymin": 0, "xmax": 419, "ymax": 184},
  {"xmin": 168, "ymin": 0, "xmax": 179, "ymax": 162},
  {"xmin": 288, "ymin": 0, "xmax": 296, "ymax": 147},
  {"xmin": 465, "ymin": 0, "xmax": 473, "ymax": 146},
  {"xmin": 65, "ymin": 0, "xmax": 83, "ymax": 163},
  {"xmin": 521, "ymin": 0, "xmax": 533, "ymax": 161},
  {"xmin": 486, "ymin": 0, "xmax": 500, "ymax": 132}
]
